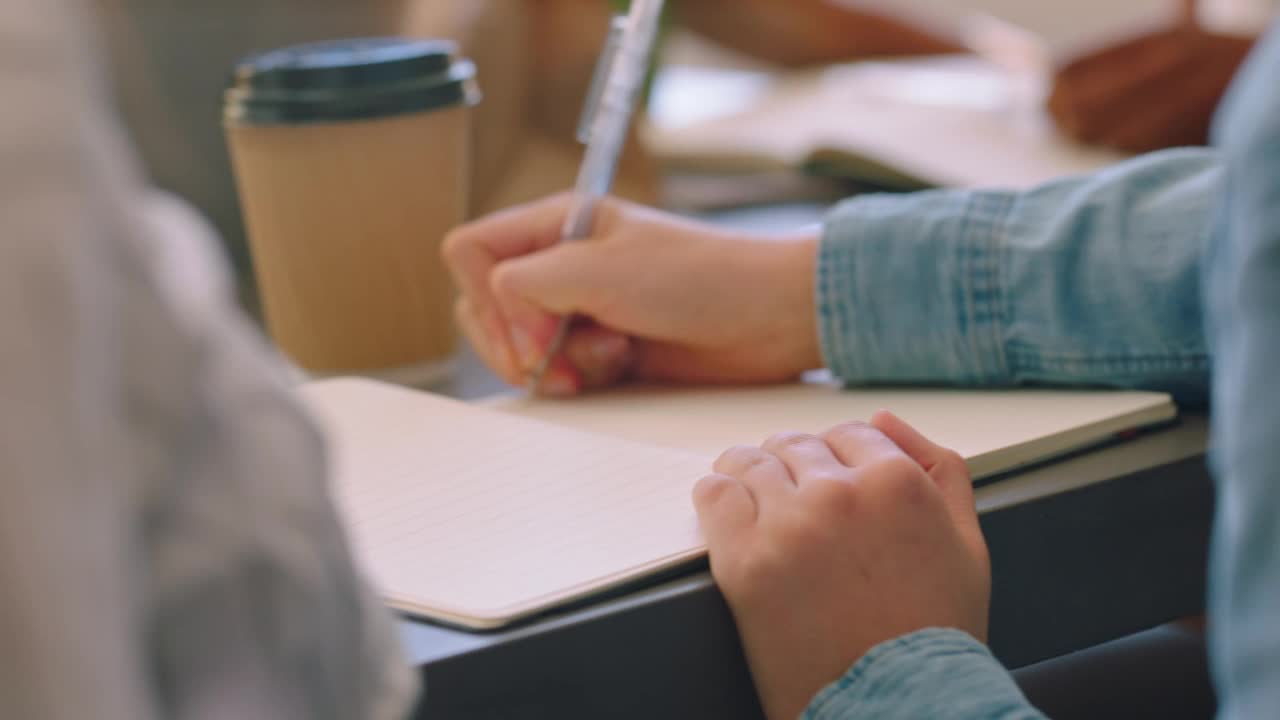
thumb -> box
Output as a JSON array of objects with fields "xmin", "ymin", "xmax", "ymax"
[{"xmin": 870, "ymin": 410, "xmax": 980, "ymax": 534}]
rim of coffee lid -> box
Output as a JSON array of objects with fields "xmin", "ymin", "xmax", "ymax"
[{"xmin": 225, "ymin": 37, "xmax": 481, "ymax": 125}]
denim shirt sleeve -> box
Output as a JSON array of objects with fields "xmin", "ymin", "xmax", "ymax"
[
  {"xmin": 818, "ymin": 149, "xmax": 1221, "ymax": 406},
  {"xmin": 1205, "ymin": 21, "xmax": 1280, "ymax": 720},
  {"xmin": 803, "ymin": 629, "xmax": 1044, "ymax": 720}
]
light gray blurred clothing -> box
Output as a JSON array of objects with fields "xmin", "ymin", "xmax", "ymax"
[{"xmin": 0, "ymin": 2, "xmax": 416, "ymax": 718}]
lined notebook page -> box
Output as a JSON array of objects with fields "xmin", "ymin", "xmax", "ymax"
[{"xmin": 299, "ymin": 378, "xmax": 712, "ymax": 629}]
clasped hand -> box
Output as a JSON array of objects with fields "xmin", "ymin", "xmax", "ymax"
[{"xmin": 696, "ymin": 411, "xmax": 990, "ymax": 719}]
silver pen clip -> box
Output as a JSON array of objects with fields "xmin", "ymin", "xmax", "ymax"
[{"xmin": 577, "ymin": 15, "xmax": 628, "ymax": 145}]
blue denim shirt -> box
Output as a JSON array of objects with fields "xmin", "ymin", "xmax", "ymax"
[{"xmin": 808, "ymin": 22, "xmax": 1280, "ymax": 719}]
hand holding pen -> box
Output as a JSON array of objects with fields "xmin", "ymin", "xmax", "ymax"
[
  {"xmin": 442, "ymin": 193, "xmax": 822, "ymax": 396},
  {"xmin": 526, "ymin": 0, "xmax": 666, "ymax": 393}
]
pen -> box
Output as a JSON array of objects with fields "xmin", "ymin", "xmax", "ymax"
[{"xmin": 528, "ymin": 0, "xmax": 666, "ymax": 393}]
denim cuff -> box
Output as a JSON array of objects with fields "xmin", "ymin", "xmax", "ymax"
[
  {"xmin": 818, "ymin": 191, "xmax": 1017, "ymax": 386},
  {"xmin": 802, "ymin": 628, "xmax": 1034, "ymax": 720}
]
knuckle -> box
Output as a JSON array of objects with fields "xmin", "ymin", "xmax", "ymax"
[
  {"xmin": 807, "ymin": 475, "xmax": 861, "ymax": 512},
  {"xmin": 714, "ymin": 445, "xmax": 762, "ymax": 475},
  {"xmin": 827, "ymin": 419, "xmax": 873, "ymax": 436},
  {"xmin": 871, "ymin": 454, "xmax": 924, "ymax": 481},
  {"xmin": 823, "ymin": 420, "xmax": 876, "ymax": 446},
  {"xmin": 804, "ymin": 468, "xmax": 853, "ymax": 487},
  {"xmin": 742, "ymin": 453, "xmax": 779, "ymax": 474},
  {"xmin": 763, "ymin": 431, "xmax": 821, "ymax": 452},
  {"xmin": 693, "ymin": 473, "xmax": 737, "ymax": 506}
]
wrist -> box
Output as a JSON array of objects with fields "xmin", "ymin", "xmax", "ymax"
[{"xmin": 750, "ymin": 231, "xmax": 822, "ymax": 378}]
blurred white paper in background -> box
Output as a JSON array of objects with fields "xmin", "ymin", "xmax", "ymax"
[
  {"xmin": 836, "ymin": 0, "xmax": 1181, "ymax": 59},
  {"xmin": 643, "ymin": 51, "xmax": 1126, "ymax": 192}
]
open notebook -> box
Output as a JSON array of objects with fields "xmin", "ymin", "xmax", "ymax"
[{"xmin": 299, "ymin": 378, "xmax": 1175, "ymax": 630}]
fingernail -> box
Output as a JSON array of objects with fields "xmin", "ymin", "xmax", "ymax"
[
  {"xmin": 589, "ymin": 333, "xmax": 629, "ymax": 364},
  {"xmin": 540, "ymin": 372, "xmax": 577, "ymax": 397}
]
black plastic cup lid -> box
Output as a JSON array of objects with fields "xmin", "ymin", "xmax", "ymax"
[{"xmin": 225, "ymin": 37, "xmax": 480, "ymax": 125}]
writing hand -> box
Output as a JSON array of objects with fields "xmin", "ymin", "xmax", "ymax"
[{"xmin": 442, "ymin": 193, "xmax": 821, "ymax": 395}]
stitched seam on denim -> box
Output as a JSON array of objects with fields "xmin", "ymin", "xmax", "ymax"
[
  {"xmin": 998, "ymin": 343, "xmax": 1208, "ymax": 363},
  {"xmin": 959, "ymin": 193, "xmax": 1013, "ymax": 383},
  {"xmin": 972, "ymin": 197, "xmax": 998, "ymax": 381},
  {"xmin": 992, "ymin": 193, "xmax": 1015, "ymax": 380},
  {"xmin": 837, "ymin": 233, "xmax": 858, "ymax": 377},
  {"xmin": 984, "ymin": 193, "xmax": 1015, "ymax": 380},
  {"xmin": 1006, "ymin": 342, "xmax": 1210, "ymax": 358},
  {"xmin": 854, "ymin": 196, "xmax": 893, "ymax": 380},
  {"xmin": 957, "ymin": 202, "xmax": 982, "ymax": 383},
  {"xmin": 824, "ymin": 225, "xmax": 858, "ymax": 380},
  {"xmin": 816, "ymin": 213, "xmax": 836, "ymax": 374},
  {"xmin": 1008, "ymin": 352, "xmax": 1211, "ymax": 365},
  {"xmin": 821, "ymin": 229, "xmax": 853, "ymax": 379},
  {"xmin": 815, "ymin": 231, "xmax": 838, "ymax": 375},
  {"xmin": 1007, "ymin": 346, "xmax": 1210, "ymax": 368},
  {"xmin": 823, "ymin": 198, "xmax": 874, "ymax": 380}
]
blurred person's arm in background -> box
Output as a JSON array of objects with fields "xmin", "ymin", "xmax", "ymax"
[
  {"xmin": 1, "ymin": 3, "xmax": 415, "ymax": 718},
  {"xmin": 1048, "ymin": 0, "xmax": 1264, "ymax": 152}
]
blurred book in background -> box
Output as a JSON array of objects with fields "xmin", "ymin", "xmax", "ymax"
[{"xmin": 643, "ymin": 28, "xmax": 1131, "ymax": 204}]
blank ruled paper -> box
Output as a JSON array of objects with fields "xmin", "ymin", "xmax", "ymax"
[{"xmin": 299, "ymin": 379, "xmax": 712, "ymax": 629}]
